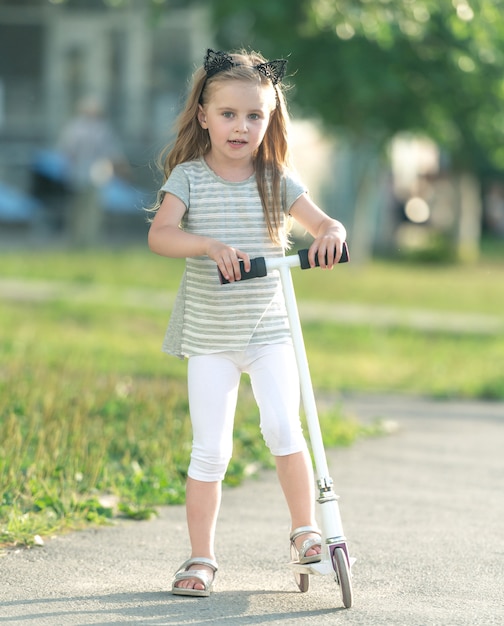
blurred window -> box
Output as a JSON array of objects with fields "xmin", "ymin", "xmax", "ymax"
[{"xmin": 0, "ymin": 23, "xmax": 44, "ymax": 134}]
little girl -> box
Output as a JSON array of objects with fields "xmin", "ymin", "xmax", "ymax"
[{"xmin": 148, "ymin": 48, "xmax": 347, "ymax": 596}]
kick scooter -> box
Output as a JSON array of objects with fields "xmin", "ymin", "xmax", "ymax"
[{"xmin": 219, "ymin": 243, "xmax": 354, "ymax": 608}]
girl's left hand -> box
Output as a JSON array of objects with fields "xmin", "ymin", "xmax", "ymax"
[
  {"xmin": 289, "ymin": 193, "xmax": 347, "ymax": 269},
  {"xmin": 308, "ymin": 230, "xmax": 346, "ymax": 269}
]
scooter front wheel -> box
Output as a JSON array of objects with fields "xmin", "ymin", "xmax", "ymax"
[{"xmin": 332, "ymin": 547, "xmax": 353, "ymax": 608}]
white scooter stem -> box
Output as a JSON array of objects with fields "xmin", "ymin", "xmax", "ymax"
[{"xmin": 264, "ymin": 254, "xmax": 346, "ymax": 543}]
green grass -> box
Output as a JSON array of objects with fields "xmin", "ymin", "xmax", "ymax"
[
  {"xmin": 303, "ymin": 323, "xmax": 504, "ymax": 399},
  {"xmin": 1, "ymin": 241, "xmax": 503, "ymax": 547}
]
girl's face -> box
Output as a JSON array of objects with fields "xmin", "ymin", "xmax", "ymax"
[{"xmin": 198, "ymin": 80, "xmax": 276, "ymax": 168}]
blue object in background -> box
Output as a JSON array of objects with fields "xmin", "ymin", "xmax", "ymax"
[
  {"xmin": 0, "ymin": 182, "xmax": 42, "ymax": 222},
  {"xmin": 31, "ymin": 149, "xmax": 70, "ymax": 183},
  {"xmin": 100, "ymin": 177, "xmax": 153, "ymax": 214}
]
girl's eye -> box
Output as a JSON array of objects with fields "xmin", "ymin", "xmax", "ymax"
[
  {"xmin": 223, "ymin": 111, "xmax": 234, "ymax": 118},
  {"xmin": 249, "ymin": 113, "xmax": 260, "ymax": 120}
]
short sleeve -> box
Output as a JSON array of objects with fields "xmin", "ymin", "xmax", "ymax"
[
  {"xmin": 284, "ymin": 170, "xmax": 308, "ymax": 213},
  {"xmin": 160, "ymin": 164, "xmax": 190, "ymax": 208}
]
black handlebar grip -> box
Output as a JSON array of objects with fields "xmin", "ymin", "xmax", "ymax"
[
  {"xmin": 218, "ymin": 256, "xmax": 267, "ymax": 284},
  {"xmin": 298, "ymin": 241, "xmax": 349, "ymax": 269}
]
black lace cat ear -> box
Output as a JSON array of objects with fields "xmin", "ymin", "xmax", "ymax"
[
  {"xmin": 254, "ymin": 59, "xmax": 288, "ymax": 85},
  {"xmin": 204, "ymin": 49, "xmax": 235, "ymax": 78},
  {"xmin": 203, "ymin": 49, "xmax": 287, "ymax": 85}
]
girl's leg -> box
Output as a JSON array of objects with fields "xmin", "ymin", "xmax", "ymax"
[
  {"xmin": 185, "ymin": 478, "xmax": 221, "ymax": 561},
  {"xmin": 174, "ymin": 353, "xmax": 240, "ymax": 591},
  {"xmin": 275, "ymin": 451, "xmax": 320, "ymax": 557},
  {"xmin": 248, "ymin": 345, "xmax": 321, "ymax": 556},
  {"xmin": 175, "ymin": 477, "xmax": 221, "ymax": 591}
]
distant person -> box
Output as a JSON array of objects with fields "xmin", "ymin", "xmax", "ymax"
[
  {"xmin": 57, "ymin": 96, "xmax": 128, "ymax": 245},
  {"xmin": 148, "ymin": 49, "xmax": 347, "ymax": 596}
]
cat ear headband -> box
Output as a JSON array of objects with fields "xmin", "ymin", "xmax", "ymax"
[{"xmin": 203, "ymin": 48, "xmax": 287, "ymax": 85}]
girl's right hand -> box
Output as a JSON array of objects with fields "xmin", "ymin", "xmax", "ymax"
[{"xmin": 206, "ymin": 241, "xmax": 250, "ymax": 283}]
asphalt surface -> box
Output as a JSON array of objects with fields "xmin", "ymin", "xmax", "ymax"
[{"xmin": 1, "ymin": 394, "xmax": 503, "ymax": 625}]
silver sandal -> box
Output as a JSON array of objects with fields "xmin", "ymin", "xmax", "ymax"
[
  {"xmin": 290, "ymin": 526, "xmax": 322, "ymax": 564},
  {"xmin": 171, "ymin": 557, "xmax": 218, "ymax": 597}
]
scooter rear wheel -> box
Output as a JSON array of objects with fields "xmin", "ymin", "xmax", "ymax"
[
  {"xmin": 290, "ymin": 544, "xmax": 310, "ymax": 592},
  {"xmin": 333, "ymin": 547, "xmax": 353, "ymax": 608},
  {"xmin": 295, "ymin": 571, "xmax": 309, "ymax": 593}
]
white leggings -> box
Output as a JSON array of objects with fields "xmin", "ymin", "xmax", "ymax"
[{"xmin": 187, "ymin": 344, "xmax": 308, "ymax": 482}]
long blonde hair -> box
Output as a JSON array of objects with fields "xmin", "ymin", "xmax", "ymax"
[{"xmin": 153, "ymin": 49, "xmax": 293, "ymax": 246}]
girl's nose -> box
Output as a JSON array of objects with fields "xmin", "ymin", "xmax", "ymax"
[{"xmin": 234, "ymin": 117, "xmax": 248, "ymax": 132}]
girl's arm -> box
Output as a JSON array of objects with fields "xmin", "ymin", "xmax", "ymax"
[
  {"xmin": 289, "ymin": 193, "xmax": 347, "ymax": 269},
  {"xmin": 148, "ymin": 192, "xmax": 250, "ymax": 282}
]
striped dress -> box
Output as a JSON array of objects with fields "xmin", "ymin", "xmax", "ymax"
[{"xmin": 160, "ymin": 157, "xmax": 306, "ymax": 359}]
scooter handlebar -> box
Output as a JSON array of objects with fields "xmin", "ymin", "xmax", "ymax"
[{"xmin": 218, "ymin": 242, "xmax": 349, "ymax": 284}]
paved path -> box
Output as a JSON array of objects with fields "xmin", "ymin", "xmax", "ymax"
[{"xmin": 1, "ymin": 394, "xmax": 503, "ymax": 625}]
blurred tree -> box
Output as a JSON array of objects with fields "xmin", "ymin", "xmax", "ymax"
[
  {"xmin": 202, "ymin": 0, "xmax": 504, "ymax": 260},
  {"xmin": 207, "ymin": 0, "xmax": 504, "ymax": 178}
]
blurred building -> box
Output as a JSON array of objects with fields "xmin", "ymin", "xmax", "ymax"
[{"xmin": 0, "ymin": 0, "xmax": 208, "ymax": 194}]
